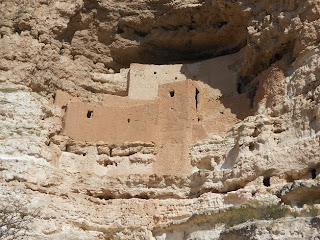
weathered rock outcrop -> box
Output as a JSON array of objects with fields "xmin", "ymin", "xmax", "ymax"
[{"xmin": 0, "ymin": 0, "xmax": 320, "ymax": 239}]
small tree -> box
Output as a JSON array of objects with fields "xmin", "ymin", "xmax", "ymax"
[{"xmin": 0, "ymin": 198, "xmax": 37, "ymax": 240}]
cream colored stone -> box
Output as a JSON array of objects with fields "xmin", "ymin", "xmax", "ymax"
[{"xmin": 0, "ymin": 0, "xmax": 320, "ymax": 239}]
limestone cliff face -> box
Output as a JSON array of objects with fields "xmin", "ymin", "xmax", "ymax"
[{"xmin": 0, "ymin": 0, "xmax": 320, "ymax": 239}]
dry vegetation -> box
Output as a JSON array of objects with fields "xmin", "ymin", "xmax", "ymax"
[{"xmin": 0, "ymin": 198, "xmax": 38, "ymax": 240}]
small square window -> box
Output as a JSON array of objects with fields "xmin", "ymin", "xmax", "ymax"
[{"xmin": 87, "ymin": 110, "xmax": 93, "ymax": 118}]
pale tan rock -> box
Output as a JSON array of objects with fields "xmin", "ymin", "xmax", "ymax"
[{"xmin": 0, "ymin": 0, "xmax": 320, "ymax": 239}]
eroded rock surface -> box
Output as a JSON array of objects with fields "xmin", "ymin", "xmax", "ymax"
[{"xmin": 0, "ymin": 0, "xmax": 320, "ymax": 239}]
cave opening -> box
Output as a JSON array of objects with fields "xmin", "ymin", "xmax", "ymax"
[
  {"xmin": 311, "ymin": 169, "xmax": 317, "ymax": 179},
  {"xmin": 249, "ymin": 142, "xmax": 255, "ymax": 151},
  {"xmin": 263, "ymin": 177, "xmax": 270, "ymax": 187}
]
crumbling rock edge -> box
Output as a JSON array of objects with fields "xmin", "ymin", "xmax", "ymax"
[{"xmin": 0, "ymin": 0, "xmax": 320, "ymax": 239}]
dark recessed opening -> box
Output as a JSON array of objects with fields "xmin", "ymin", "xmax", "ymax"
[
  {"xmin": 217, "ymin": 21, "xmax": 228, "ymax": 28},
  {"xmin": 170, "ymin": 91, "xmax": 175, "ymax": 97},
  {"xmin": 198, "ymin": 117, "xmax": 200, "ymax": 122},
  {"xmin": 109, "ymin": 148, "xmax": 112, "ymax": 157},
  {"xmin": 87, "ymin": 110, "xmax": 93, "ymax": 118},
  {"xmin": 249, "ymin": 88, "xmax": 257, "ymax": 109},
  {"xmin": 220, "ymin": 111, "xmax": 224, "ymax": 114},
  {"xmin": 154, "ymin": 72, "xmax": 157, "ymax": 74},
  {"xmin": 311, "ymin": 169, "xmax": 317, "ymax": 179},
  {"xmin": 117, "ymin": 27, "xmax": 124, "ymax": 34},
  {"xmin": 237, "ymin": 83, "xmax": 242, "ymax": 94},
  {"xmin": 15, "ymin": 28, "xmax": 22, "ymax": 35},
  {"xmin": 134, "ymin": 30, "xmax": 147, "ymax": 37},
  {"xmin": 83, "ymin": 153, "xmax": 87, "ymax": 156},
  {"xmin": 249, "ymin": 142, "xmax": 255, "ymax": 151},
  {"xmin": 104, "ymin": 161, "xmax": 118, "ymax": 167},
  {"xmin": 195, "ymin": 88, "xmax": 199, "ymax": 109},
  {"xmin": 175, "ymin": 77, "xmax": 178, "ymax": 80},
  {"xmin": 127, "ymin": 118, "xmax": 130, "ymax": 123},
  {"xmin": 59, "ymin": 46, "xmax": 64, "ymax": 54},
  {"xmin": 263, "ymin": 177, "xmax": 270, "ymax": 187}
]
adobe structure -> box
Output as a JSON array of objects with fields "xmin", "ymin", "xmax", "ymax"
[{"xmin": 55, "ymin": 51, "xmax": 250, "ymax": 175}]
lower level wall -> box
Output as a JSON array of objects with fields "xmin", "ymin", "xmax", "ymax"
[{"xmin": 63, "ymin": 101, "xmax": 158, "ymax": 144}]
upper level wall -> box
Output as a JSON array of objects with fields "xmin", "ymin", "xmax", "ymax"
[
  {"xmin": 127, "ymin": 50, "xmax": 243, "ymax": 101},
  {"xmin": 128, "ymin": 63, "xmax": 187, "ymax": 100}
]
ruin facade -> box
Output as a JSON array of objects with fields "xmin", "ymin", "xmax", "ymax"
[{"xmin": 55, "ymin": 52, "xmax": 250, "ymax": 174}]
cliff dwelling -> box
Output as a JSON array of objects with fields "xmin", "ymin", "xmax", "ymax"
[
  {"xmin": 3, "ymin": 0, "xmax": 320, "ymax": 238},
  {"xmin": 55, "ymin": 51, "xmax": 251, "ymax": 175}
]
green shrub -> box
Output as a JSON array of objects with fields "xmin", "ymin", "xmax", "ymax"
[{"xmin": 258, "ymin": 204, "xmax": 290, "ymax": 220}]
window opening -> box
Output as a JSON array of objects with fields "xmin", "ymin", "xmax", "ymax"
[
  {"xmin": 195, "ymin": 88, "xmax": 199, "ymax": 109},
  {"xmin": 170, "ymin": 91, "xmax": 175, "ymax": 97},
  {"xmin": 87, "ymin": 110, "xmax": 93, "ymax": 118}
]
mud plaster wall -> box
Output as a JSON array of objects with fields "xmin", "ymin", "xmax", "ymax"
[
  {"xmin": 59, "ymin": 80, "xmax": 205, "ymax": 144},
  {"xmin": 62, "ymin": 98, "xmax": 158, "ymax": 144},
  {"xmin": 56, "ymin": 52, "xmax": 252, "ymax": 174},
  {"xmin": 154, "ymin": 80, "xmax": 203, "ymax": 174},
  {"xmin": 59, "ymin": 80, "xmax": 200, "ymax": 174},
  {"xmin": 128, "ymin": 50, "xmax": 242, "ymax": 100},
  {"xmin": 128, "ymin": 63, "xmax": 188, "ymax": 100},
  {"xmin": 127, "ymin": 51, "xmax": 252, "ymax": 135}
]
